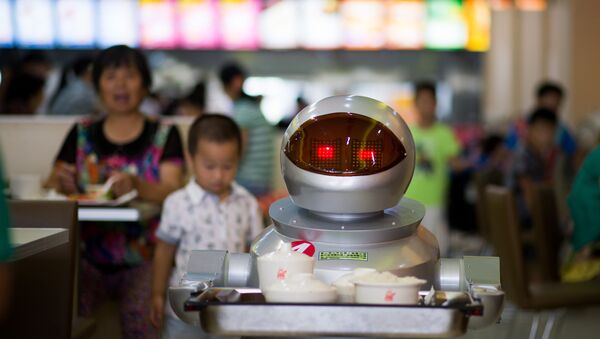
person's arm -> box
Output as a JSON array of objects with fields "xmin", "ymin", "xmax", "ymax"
[
  {"xmin": 111, "ymin": 162, "xmax": 183, "ymax": 203},
  {"xmin": 111, "ymin": 126, "xmax": 185, "ymax": 203},
  {"xmin": 150, "ymin": 239, "xmax": 177, "ymax": 329},
  {"xmin": 45, "ymin": 124, "xmax": 79, "ymax": 194},
  {"xmin": 444, "ymin": 126, "xmax": 468, "ymax": 171},
  {"xmin": 240, "ymin": 129, "xmax": 249, "ymax": 156},
  {"xmin": 519, "ymin": 175, "xmax": 535, "ymax": 213}
]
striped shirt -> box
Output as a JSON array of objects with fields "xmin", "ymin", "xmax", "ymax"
[{"xmin": 233, "ymin": 98, "xmax": 275, "ymax": 195}]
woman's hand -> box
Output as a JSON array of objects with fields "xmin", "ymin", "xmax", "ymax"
[
  {"xmin": 149, "ymin": 294, "xmax": 165, "ymax": 329},
  {"xmin": 108, "ymin": 172, "xmax": 136, "ymax": 198},
  {"xmin": 54, "ymin": 162, "xmax": 78, "ymax": 195}
]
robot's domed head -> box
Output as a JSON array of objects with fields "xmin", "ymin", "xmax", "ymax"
[{"xmin": 281, "ymin": 95, "xmax": 415, "ymax": 214}]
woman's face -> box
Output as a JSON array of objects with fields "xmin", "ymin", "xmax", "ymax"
[{"xmin": 98, "ymin": 65, "xmax": 146, "ymax": 115}]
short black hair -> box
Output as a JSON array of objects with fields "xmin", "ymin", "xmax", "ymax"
[
  {"xmin": 414, "ymin": 81, "xmax": 437, "ymax": 100},
  {"xmin": 527, "ymin": 108, "xmax": 558, "ymax": 127},
  {"xmin": 219, "ymin": 62, "xmax": 246, "ymax": 87},
  {"xmin": 5, "ymin": 71, "xmax": 45, "ymax": 103},
  {"xmin": 92, "ymin": 45, "xmax": 152, "ymax": 92},
  {"xmin": 481, "ymin": 134, "xmax": 504, "ymax": 155},
  {"xmin": 536, "ymin": 81, "xmax": 564, "ymax": 99},
  {"xmin": 187, "ymin": 114, "xmax": 242, "ymax": 156}
]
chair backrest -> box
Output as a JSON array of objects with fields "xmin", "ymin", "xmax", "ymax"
[
  {"xmin": 8, "ymin": 199, "xmax": 78, "ymax": 339},
  {"xmin": 530, "ymin": 183, "xmax": 561, "ymax": 282},
  {"xmin": 474, "ymin": 169, "xmax": 504, "ymax": 243},
  {"xmin": 484, "ymin": 185, "xmax": 531, "ymax": 307}
]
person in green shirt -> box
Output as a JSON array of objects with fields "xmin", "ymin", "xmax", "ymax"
[
  {"xmin": 404, "ymin": 81, "xmax": 463, "ymax": 256},
  {"xmin": 568, "ymin": 145, "xmax": 600, "ymax": 258},
  {"xmin": 0, "ymin": 157, "xmax": 13, "ymax": 320},
  {"xmin": 219, "ymin": 62, "xmax": 274, "ymax": 197}
]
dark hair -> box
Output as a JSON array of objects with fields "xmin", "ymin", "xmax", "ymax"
[
  {"xmin": 481, "ymin": 134, "xmax": 504, "ymax": 155},
  {"xmin": 5, "ymin": 71, "xmax": 45, "ymax": 104},
  {"xmin": 92, "ymin": 45, "xmax": 152, "ymax": 92},
  {"xmin": 185, "ymin": 82, "xmax": 206, "ymax": 108},
  {"xmin": 187, "ymin": 114, "xmax": 242, "ymax": 155},
  {"xmin": 536, "ymin": 81, "xmax": 564, "ymax": 99},
  {"xmin": 219, "ymin": 62, "xmax": 246, "ymax": 87},
  {"xmin": 19, "ymin": 51, "xmax": 50, "ymax": 68},
  {"xmin": 527, "ymin": 108, "xmax": 558, "ymax": 126},
  {"xmin": 414, "ymin": 81, "xmax": 437, "ymax": 100}
]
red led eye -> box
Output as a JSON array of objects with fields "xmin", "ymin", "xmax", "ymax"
[
  {"xmin": 358, "ymin": 149, "xmax": 376, "ymax": 161},
  {"xmin": 316, "ymin": 145, "xmax": 335, "ymax": 159}
]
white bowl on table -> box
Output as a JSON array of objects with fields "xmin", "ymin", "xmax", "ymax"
[
  {"xmin": 332, "ymin": 267, "xmax": 377, "ymax": 303},
  {"xmin": 354, "ymin": 272, "xmax": 426, "ymax": 305},
  {"xmin": 257, "ymin": 242, "xmax": 315, "ymax": 290},
  {"xmin": 263, "ymin": 273, "xmax": 337, "ymax": 303}
]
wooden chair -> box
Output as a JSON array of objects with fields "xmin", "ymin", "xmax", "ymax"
[
  {"xmin": 473, "ymin": 169, "xmax": 504, "ymax": 247},
  {"xmin": 485, "ymin": 186, "xmax": 600, "ymax": 338},
  {"xmin": 8, "ymin": 200, "xmax": 96, "ymax": 339},
  {"xmin": 530, "ymin": 184, "xmax": 562, "ymax": 282}
]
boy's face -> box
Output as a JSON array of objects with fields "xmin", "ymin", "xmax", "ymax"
[
  {"xmin": 415, "ymin": 91, "xmax": 436, "ymax": 124},
  {"xmin": 538, "ymin": 93, "xmax": 562, "ymax": 113},
  {"xmin": 528, "ymin": 121, "xmax": 556, "ymax": 153},
  {"xmin": 191, "ymin": 139, "xmax": 239, "ymax": 199}
]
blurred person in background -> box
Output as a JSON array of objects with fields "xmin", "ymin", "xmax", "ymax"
[
  {"xmin": 564, "ymin": 142, "xmax": 600, "ymax": 282},
  {"xmin": 404, "ymin": 81, "xmax": 464, "ymax": 256},
  {"xmin": 507, "ymin": 108, "xmax": 560, "ymax": 227},
  {"xmin": 0, "ymin": 51, "xmax": 53, "ymax": 114},
  {"xmin": 0, "ymin": 70, "xmax": 46, "ymax": 114},
  {"xmin": 162, "ymin": 82, "xmax": 206, "ymax": 117},
  {"xmin": 48, "ymin": 55, "xmax": 100, "ymax": 116},
  {"xmin": 506, "ymin": 81, "xmax": 577, "ymax": 160},
  {"xmin": 45, "ymin": 45, "xmax": 184, "ymax": 338},
  {"xmin": 219, "ymin": 62, "xmax": 274, "ymax": 197}
]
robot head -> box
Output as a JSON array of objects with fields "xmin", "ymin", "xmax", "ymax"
[{"xmin": 281, "ymin": 95, "xmax": 415, "ymax": 214}]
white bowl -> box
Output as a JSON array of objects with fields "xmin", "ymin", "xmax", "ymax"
[
  {"xmin": 257, "ymin": 242, "xmax": 315, "ymax": 290},
  {"xmin": 263, "ymin": 273, "xmax": 337, "ymax": 303},
  {"xmin": 354, "ymin": 272, "xmax": 426, "ymax": 305},
  {"xmin": 332, "ymin": 268, "xmax": 377, "ymax": 303}
]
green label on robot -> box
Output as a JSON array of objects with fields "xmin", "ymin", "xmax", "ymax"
[{"xmin": 318, "ymin": 251, "xmax": 368, "ymax": 261}]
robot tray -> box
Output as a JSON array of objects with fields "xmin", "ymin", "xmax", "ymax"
[{"xmin": 184, "ymin": 288, "xmax": 483, "ymax": 338}]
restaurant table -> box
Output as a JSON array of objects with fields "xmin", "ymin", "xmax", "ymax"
[
  {"xmin": 77, "ymin": 201, "xmax": 161, "ymax": 222},
  {"xmin": 1, "ymin": 228, "xmax": 72, "ymax": 338}
]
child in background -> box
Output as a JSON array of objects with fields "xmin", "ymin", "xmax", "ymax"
[
  {"xmin": 404, "ymin": 81, "xmax": 463, "ymax": 256},
  {"xmin": 150, "ymin": 114, "xmax": 263, "ymax": 338},
  {"xmin": 507, "ymin": 108, "xmax": 559, "ymax": 226}
]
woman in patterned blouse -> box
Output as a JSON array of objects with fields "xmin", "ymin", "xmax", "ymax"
[{"xmin": 46, "ymin": 45, "xmax": 184, "ymax": 338}]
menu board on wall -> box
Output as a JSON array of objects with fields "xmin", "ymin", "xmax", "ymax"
[
  {"xmin": 14, "ymin": 0, "xmax": 55, "ymax": 48},
  {"xmin": 465, "ymin": 0, "xmax": 490, "ymax": 51},
  {"xmin": 139, "ymin": 0, "xmax": 177, "ymax": 49},
  {"xmin": 300, "ymin": 0, "xmax": 343, "ymax": 49},
  {"xmin": 219, "ymin": 0, "xmax": 260, "ymax": 50},
  {"xmin": 97, "ymin": 0, "xmax": 138, "ymax": 47},
  {"xmin": 424, "ymin": 0, "xmax": 467, "ymax": 49},
  {"xmin": 341, "ymin": 0, "xmax": 386, "ymax": 49},
  {"xmin": 56, "ymin": 0, "xmax": 95, "ymax": 48},
  {"xmin": 178, "ymin": 0, "xmax": 219, "ymax": 49},
  {"xmin": 0, "ymin": 0, "xmax": 491, "ymax": 51},
  {"xmin": 259, "ymin": 0, "xmax": 300, "ymax": 49},
  {"xmin": 0, "ymin": 0, "xmax": 13, "ymax": 47},
  {"xmin": 386, "ymin": 0, "xmax": 425, "ymax": 49}
]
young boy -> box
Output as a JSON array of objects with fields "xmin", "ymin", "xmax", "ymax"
[
  {"xmin": 508, "ymin": 108, "xmax": 559, "ymax": 226},
  {"xmin": 150, "ymin": 114, "xmax": 263, "ymax": 338},
  {"xmin": 404, "ymin": 81, "xmax": 463, "ymax": 256}
]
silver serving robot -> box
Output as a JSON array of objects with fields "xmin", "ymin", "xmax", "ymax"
[{"xmin": 170, "ymin": 95, "xmax": 504, "ymax": 337}]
